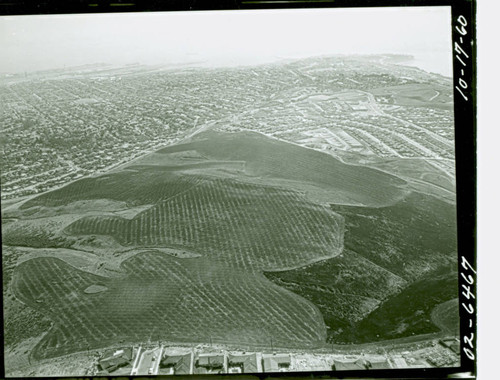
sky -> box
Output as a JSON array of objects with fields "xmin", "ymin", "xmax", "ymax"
[{"xmin": 0, "ymin": 7, "xmax": 453, "ymax": 76}]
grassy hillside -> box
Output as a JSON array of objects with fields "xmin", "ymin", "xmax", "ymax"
[
  {"xmin": 64, "ymin": 176, "xmax": 344, "ymax": 271},
  {"xmin": 3, "ymin": 246, "xmax": 52, "ymax": 348},
  {"xmin": 20, "ymin": 170, "xmax": 201, "ymax": 209},
  {"xmin": 158, "ymin": 131, "xmax": 408, "ymax": 207},
  {"xmin": 21, "ymin": 131, "xmax": 408, "ymax": 210},
  {"xmin": 13, "ymin": 253, "xmax": 326, "ymax": 360}
]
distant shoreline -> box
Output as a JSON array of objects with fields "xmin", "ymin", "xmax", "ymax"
[{"xmin": 1, "ymin": 52, "xmax": 452, "ymax": 79}]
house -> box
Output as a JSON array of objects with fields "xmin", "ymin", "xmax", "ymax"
[
  {"xmin": 262, "ymin": 354, "xmax": 291, "ymax": 372},
  {"xmin": 392, "ymin": 356, "xmax": 408, "ymax": 368},
  {"xmin": 227, "ymin": 353, "xmax": 258, "ymax": 373},
  {"xmin": 332, "ymin": 358, "xmax": 368, "ymax": 371},
  {"xmin": 195, "ymin": 354, "xmax": 225, "ymax": 374},
  {"xmin": 366, "ymin": 357, "xmax": 391, "ymax": 369},
  {"xmin": 160, "ymin": 353, "xmax": 192, "ymax": 375},
  {"xmin": 439, "ymin": 338, "xmax": 460, "ymax": 354},
  {"xmin": 98, "ymin": 347, "xmax": 133, "ymax": 373}
]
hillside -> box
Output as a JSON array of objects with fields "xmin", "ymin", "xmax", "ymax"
[
  {"xmin": 265, "ymin": 191, "xmax": 458, "ymax": 343},
  {"xmin": 3, "ymin": 130, "xmax": 458, "ymax": 361},
  {"xmin": 3, "ymin": 132, "xmax": 356, "ymax": 359},
  {"xmin": 14, "ymin": 253, "xmax": 326, "ymax": 360},
  {"xmin": 158, "ymin": 131, "xmax": 409, "ymax": 207},
  {"xmin": 64, "ymin": 175, "xmax": 344, "ymax": 271}
]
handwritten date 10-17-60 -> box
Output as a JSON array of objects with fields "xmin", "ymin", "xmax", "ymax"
[{"xmin": 454, "ymin": 15, "xmax": 470, "ymax": 102}]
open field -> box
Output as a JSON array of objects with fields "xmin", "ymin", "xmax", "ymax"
[
  {"xmin": 368, "ymin": 84, "xmax": 453, "ymax": 109},
  {"xmin": 364, "ymin": 157, "xmax": 456, "ymax": 204},
  {"xmin": 20, "ymin": 170, "xmax": 202, "ymax": 210},
  {"xmin": 64, "ymin": 175, "xmax": 343, "ymax": 271},
  {"xmin": 158, "ymin": 131, "xmax": 409, "ymax": 207},
  {"xmin": 366, "ymin": 158, "xmax": 455, "ymax": 193},
  {"xmin": 2, "ymin": 246, "xmax": 53, "ymax": 374},
  {"xmin": 12, "ymin": 253, "xmax": 326, "ymax": 360}
]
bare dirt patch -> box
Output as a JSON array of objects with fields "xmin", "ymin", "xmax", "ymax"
[{"xmin": 84, "ymin": 284, "xmax": 109, "ymax": 294}]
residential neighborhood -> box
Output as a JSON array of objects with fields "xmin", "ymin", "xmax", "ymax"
[
  {"xmin": 92, "ymin": 336, "xmax": 460, "ymax": 377},
  {"xmin": 1, "ymin": 56, "xmax": 454, "ymax": 200}
]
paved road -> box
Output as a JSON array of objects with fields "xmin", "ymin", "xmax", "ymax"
[
  {"xmin": 133, "ymin": 346, "xmax": 163, "ymax": 376},
  {"xmin": 130, "ymin": 346, "xmax": 142, "ymax": 375},
  {"xmin": 429, "ymin": 90, "xmax": 440, "ymax": 102}
]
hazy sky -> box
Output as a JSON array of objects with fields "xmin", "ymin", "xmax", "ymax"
[{"xmin": 0, "ymin": 7, "xmax": 452, "ymax": 75}]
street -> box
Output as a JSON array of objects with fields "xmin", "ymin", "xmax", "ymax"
[{"xmin": 131, "ymin": 346, "xmax": 163, "ymax": 376}]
